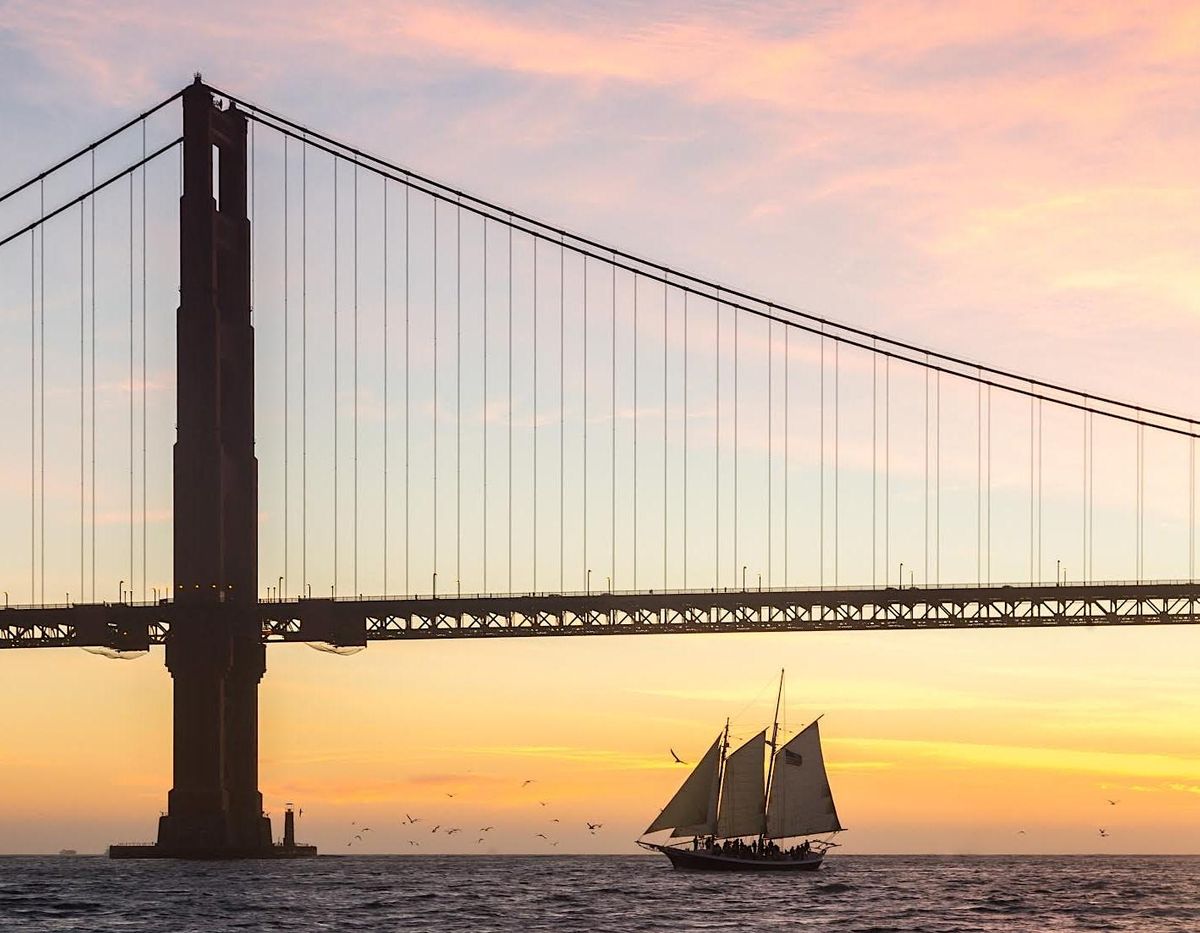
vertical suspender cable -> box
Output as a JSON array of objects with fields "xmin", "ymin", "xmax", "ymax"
[
  {"xmin": 819, "ymin": 330, "xmax": 824, "ymax": 588},
  {"xmin": 633, "ymin": 274, "xmax": 638, "ymax": 590},
  {"xmin": 333, "ymin": 159, "xmax": 339, "ymax": 595},
  {"xmin": 612, "ymin": 260, "xmax": 617, "ymax": 589},
  {"xmin": 715, "ymin": 294, "xmax": 721, "ymax": 588},
  {"xmin": 482, "ymin": 217, "xmax": 488, "ymax": 592},
  {"xmin": 383, "ymin": 180, "xmax": 389, "ymax": 594},
  {"xmin": 582, "ymin": 254, "xmax": 588, "ymax": 589},
  {"xmin": 302, "ymin": 140, "xmax": 308, "ymax": 593},
  {"xmin": 40, "ymin": 182, "xmax": 45, "ymax": 603},
  {"xmin": 456, "ymin": 198, "xmax": 461, "ymax": 596},
  {"xmin": 1038, "ymin": 398, "xmax": 1043, "ymax": 583},
  {"xmin": 404, "ymin": 187, "xmax": 411, "ymax": 594},
  {"xmin": 733, "ymin": 294, "xmax": 738, "ymax": 588},
  {"xmin": 923, "ymin": 361, "xmax": 929, "ymax": 586},
  {"xmin": 283, "ymin": 137, "xmax": 289, "ymax": 598},
  {"xmin": 682, "ymin": 289, "xmax": 687, "ymax": 588},
  {"xmin": 872, "ymin": 346, "xmax": 876, "ymax": 586},
  {"xmin": 141, "ymin": 121, "xmax": 147, "ymax": 599},
  {"xmin": 80, "ymin": 201, "xmax": 85, "ymax": 601},
  {"xmin": 663, "ymin": 279, "xmax": 668, "ymax": 589},
  {"xmin": 128, "ymin": 174, "xmax": 133, "ymax": 600},
  {"xmin": 508, "ymin": 221, "xmax": 513, "ymax": 594},
  {"xmin": 30, "ymin": 232, "xmax": 34, "ymax": 603},
  {"xmin": 834, "ymin": 340, "xmax": 839, "ymax": 586},
  {"xmin": 936, "ymin": 370, "xmax": 940, "ymax": 584},
  {"xmin": 532, "ymin": 236, "xmax": 537, "ymax": 591},
  {"xmin": 784, "ymin": 327, "xmax": 789, "ymax": 587},
  {"xmin": 987, "ymin": 385, "xmax": 992, "ymax": 584},
  {"xmin": 977, "ymin": 375, "xmax": 982, "ymax": 585},
  {"xmin": 30, "ymin": 230, "xmax": 35, "ymax": 603},
  {"xmin": 91, "ymin": 152, "xmax": 97, "ymax": 600},
  {"xmin": 767, "ymin": 318, "xmax": 772, "ymax": 586},
  {"xmin": 885, "ymin": 356, "xmax": 890, "ymax": 585},
  {"xmin": 433, "ymin": 197, "xmax": 438, "ymax": 593},
  {"xmin": 353, "ymin": 162, "xmax": 359, "ymax": 596},
  {"xmin": 560, "ymin": 237, "xmax": 565, "ymax": 591}
]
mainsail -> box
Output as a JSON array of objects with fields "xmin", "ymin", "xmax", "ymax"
[
  {"xmin": 645, "ymin": 735, "xmax": 722, "ymax": 835},
  {"xmin": 716, "ymin": 730, "xmax": 766, "ymax": 838},
  {"xmin": 765, "ymin": 719, "xmax": 843, "ymax": 838}
]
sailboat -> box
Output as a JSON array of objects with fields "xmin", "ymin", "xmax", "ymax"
[{"xmin": 637, "ymin": 670, "xmax": 844, "ymax": 871}]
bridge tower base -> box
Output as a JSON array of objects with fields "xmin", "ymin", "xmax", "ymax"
[{"xmin": 109, "ymin": 77, "xmax": 313, "ymax": 860}]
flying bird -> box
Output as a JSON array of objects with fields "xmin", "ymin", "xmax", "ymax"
[
  {"xmin": 298, "ymin": 809, "xmax": 303, "ymax": 818},
  {"xmin": 480, "ymin": 826, "xmax": 494, "ymax": 832},
  {"xmin": 408, "ymin": 840, "xmax": 420, "ymax": 847},
  {"xmin": 1107, "ymin": 799, "xmax": 1120, "ymax": 806},
  {"xmin": 431, "ymin": 825, "xmax": 441, "ymax": 834},
  {"xmin": 670, "ymin": 749, "xmax": 686, "ymax": 765},
  {"xmin": 446, "ymin": 828, "xmax": 461, "ymax": 835},
  {"xmin": 1017, "ymin": 830, "xmax": 1026, "ymax": 835},
  {"xmin": 550, "ymin": 818, "xmax": 560, "ymax": 823},
  {"xmin": 361, "ymin": 827, "xmax": 371, "ymax": 833},
  {"xmin": 586, "ymin": 822, "xmax": 603, "ymax": 831},
  {"xmin": 551, "ymin": 841, "xmax": 560, "ymax": 847},
  {"xmin": 405, "ymin": 814, "xmax": 422, "ymax": 824},
  {"xmin": 536, "ymin": 833, "xmax": 548, "ymax": 839},
  {"xmin": 446, "ymin": 793, "xmax": 457, "ymax": 798},
  {"xmin": 1099, "ymin": 829, "xmax": 1110, "ymax": 837},
  {"xmin": 354, "ymin": 834, "xmax": 363, "ymax": 841},
  {"xmin": 477, "ymin": 838, "xmax": 485, "ymax": 844},
  {"xmin": 521, "ymin": 780, "xmax": 535, "ymax": 788},
  {"xmin": 538, "ymin": 801, "xmax": 549, "ymax": 807}
]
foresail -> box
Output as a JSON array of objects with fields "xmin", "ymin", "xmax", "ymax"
[
  {"xmin": 645, "ymin": 735, "xmax": 722, "ymax": 835},
  {"xmin": 715, "ymin": 730, "xmax": 766, "ymax": 838},
  {"xmin": 765, "ymin": 719, "xmax": 843, "ymax": 838}
]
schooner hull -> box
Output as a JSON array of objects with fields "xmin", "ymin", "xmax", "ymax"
[{"xmin": 649, "ymin": 844, "xmax": 824, "ymax": 872}]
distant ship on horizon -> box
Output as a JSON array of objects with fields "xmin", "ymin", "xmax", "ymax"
[{"xmin": 637, "ymin": 671, "xmax": 844, "ymax": 871}]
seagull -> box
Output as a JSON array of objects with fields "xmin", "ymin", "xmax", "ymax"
[
  {"xmin": 536, "ymin": 833, "xmax": 548, "ymax": 839},
  {"xmin": 1107, "ymin": 799, "xmax": 1120, "ymax": 806},
  {"xmin": 361, "ymin": 827, "xmax": 371, "ymax": 833},
  {"xmin": 405, "ymin": 814, "xmax": 422, "ymax": 824},
  {"xmin": 446, "ymin": 793, "xmax": 457, "ymax": 799},
  {"xmin": 446, "ymin": 828, "xmax": 461, "ymax": 835},
  {"xmin": 521, "ymin": 780, "xmax": 535, "ymax": 788},
  {"xmin": 1099, "ymin": 829, "xmax": 1110, "ymax": 837},
  {"xmin": 480, "ymin": 826, "xmax": 494, "ymax": 832},
  {"xmin": 550, "ymin": 818, "xmax": 560, "ymax": 823},
  {"xmin": 476, "ymin": 838, "xmax": 485, "ymax": 844},
  {"xmin": 670, "ymin": 749, "xmax": 686, "ymax": 765},
  {"xmin": 354, "ymin": 834, "xmax": 363, "ymax": 841},
  {"xmin": 431, "ymin": 825, "xmax": 440, "ymax": 834},
  {"xmin": 538, "ymin": 801, "xmax": 549, "ymax": 807},
  {"xmin": 408, "ymin": 840, "xmax": 420, "ymax": 847},
  {"xmin": 1017, "ymin": 830, "xmax": 1026, "ymax": 835},
  {"xmin": 551, "ymin": 841, "xmax": 560, "ymax": 847},
  {"xmin": 586, "ymin": 822, "xmax": 603, "ymax": 831}
]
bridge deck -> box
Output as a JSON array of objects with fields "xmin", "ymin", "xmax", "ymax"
[{"xmin": 2, "ymin": 582, "xmax": 1199, "ymax": 650}]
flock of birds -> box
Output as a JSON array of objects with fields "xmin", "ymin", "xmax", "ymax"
[
  {"xmin": 341, "ymin": 777, "xmax": 607, "ymax": 851},
  {"xmin": 1016, "ymin": 798, "xmax": 1122, "ymax": 840}
]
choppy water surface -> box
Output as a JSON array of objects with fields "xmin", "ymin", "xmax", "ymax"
[{"xmin": 2, "ymin": 855, "xmax": 1199, "ymax": 932}]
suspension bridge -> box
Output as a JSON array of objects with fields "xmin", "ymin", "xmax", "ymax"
[{"xmin": 1, "ymin": 77, "xmax": 1197, "ymax": 856}]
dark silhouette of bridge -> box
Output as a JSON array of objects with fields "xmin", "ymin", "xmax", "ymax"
[{"xmin": 2, "ymin": 77, "xmax": 1199, "ymax": 857}]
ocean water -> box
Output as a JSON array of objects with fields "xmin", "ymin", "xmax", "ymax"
[{"xmin": 2, "ymin": 854, "xmax": 1198, "ymax": 932}]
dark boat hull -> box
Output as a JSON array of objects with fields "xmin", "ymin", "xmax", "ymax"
[{"xmin": 649, "ymin": 844, "xmax": 824, "ymax": 872}]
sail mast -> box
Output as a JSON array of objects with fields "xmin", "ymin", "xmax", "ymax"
[
  {"xmin": 713, "ymin": 717, "xmax": 730, "ymax": 836},
  {"xmin": 762, "ymin": 669, "xmax": 784, "ymax": 838}
]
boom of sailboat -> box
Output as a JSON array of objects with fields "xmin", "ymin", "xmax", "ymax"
[{"xmin": 637, "ymin": 671, "xmax": 844, "ymax": 871}]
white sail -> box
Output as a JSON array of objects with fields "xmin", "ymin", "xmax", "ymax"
[
  {"xmin": 645, "ymin": 735, "xmax": 722, "ymax": 835},
  {"xmin": 765, "ymin": 719, "xmax": 843, "ymax": 838},
  {"xmin": 716, "ymin": 730, "xmax": 766, "ymax": 838}
]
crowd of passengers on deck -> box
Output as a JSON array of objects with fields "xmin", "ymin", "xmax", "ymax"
[{"xmin": 692, "ymin": 836, "xmax": 813, "ymax": 860}]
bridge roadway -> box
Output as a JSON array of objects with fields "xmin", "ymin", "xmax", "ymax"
[{"xmin": 2, "ymin": 581, "xmax": 1200, "ymax": 650}]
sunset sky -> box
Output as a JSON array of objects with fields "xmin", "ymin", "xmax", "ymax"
[{"xmin": 2, "ymin": 1, "xmax": 1200, "ymax": 855}]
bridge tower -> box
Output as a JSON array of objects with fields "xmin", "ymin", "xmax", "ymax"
[{"xmin": 114, "ymin": 78, "xmax": 276, "ymax": 857}]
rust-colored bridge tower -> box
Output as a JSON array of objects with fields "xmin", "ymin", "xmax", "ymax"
[{"xmin": 111, "ymin": 78, "xmax": 296, "ymax": 858}]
